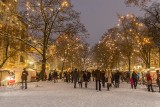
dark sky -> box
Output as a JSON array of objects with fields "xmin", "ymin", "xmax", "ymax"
[{"xmin": 71, "ymin": 0, "xmax": 144, "ymax": 46}]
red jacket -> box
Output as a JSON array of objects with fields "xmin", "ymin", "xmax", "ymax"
[{"xmin": 146, "ymin": 73, "xmax": 152, "ymax": 81}]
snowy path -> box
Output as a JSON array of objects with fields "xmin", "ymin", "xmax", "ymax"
[{"xmin": 0, "ymin": 81, "xmax": 160, "ymax": 107}]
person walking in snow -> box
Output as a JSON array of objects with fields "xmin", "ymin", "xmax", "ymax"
[
  {"xmin": 130, "ymin": 77, "xmax": 134, "ymax": 89},
  {"xmin": 83, "ymin": 71, "xmax": 89, "ymax": 88},
  {"xmin": 106, "ymin": 70, "xmax": 112, "ymax": 91},
  {"xmin": 92, "ymin": 70, "xmax": 96, "ymax": 82},
  {"xmin": 114, "ymin": 70, "xmax": 120, "ymax": 88},
  {"xmin": 132, "ymin": 71, "xmax": 138, "ymax": 89},
  {"xmin": 78, "ymin": 71, "xmax": 83, "ymax": 88},
  {"xmin": 101, "ymin": 70, "xmax": 106, "ymax": 88},
  {"xmin": 53, "ymin": 69, "xmax": 58, "ymax": 83},
  {"xmin": 73, "ymin": 68, "xmax": 79, "ymax": 88},
  {"xmin": 87, "ymin": 71, "xmax": 91, "ymax": 82},
  {"xmin": 95, "ymin": 69, "xmax": 102, "ymax": 91},
  {"xmin": 146, "ymin": 71, "xmax": 154, "ymax": 92},
  {"xmin": 48, "ymin": 71, "xmax": 53, "ymax": 81},
  {"xmin": 21, "ymin": 68, "xmax": 28, "ymax": 89}
]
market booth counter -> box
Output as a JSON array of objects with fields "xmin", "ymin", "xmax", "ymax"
[
  {"xmin": 0, "ymin": 69, "xmax": 15, "ymax": 86},
  {"xmin": 11, "ymin": 68, "xmax": 36, "ymax": 83}
]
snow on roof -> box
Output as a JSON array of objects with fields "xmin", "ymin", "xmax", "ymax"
[
  {"xmin": 28, "ymin": 53, "xmax": 42, "ymax": 62},
  {"xmin": 10, "ymin": 68, "xmax": 36, "ymax": 72},
  {"xmin": 10, "ymin": 68, "xmax": 23, "ymax": 72},
  {"xmin": 0, "ymin": 69, "xmax": 10, "ymax": 72},
  {"xmin": 27, "ymin": 68, "xmax": 36, "ymax": 72}
]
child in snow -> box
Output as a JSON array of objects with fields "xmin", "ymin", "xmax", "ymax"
[{"xmin": 130, "ymin": 78, "xmax": 134, "ymax": 89}]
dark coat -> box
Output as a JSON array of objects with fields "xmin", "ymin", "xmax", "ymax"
[
  {"xmin": 53, "ymin": 71, "xmax": 58, "ymax": 78},
  {"xmin": 83, "ymin": 72, "xmax": 89, "ymax": 81},
  {"xmin": 73, "ymin": 70, "xmax": 78, "ymax": 81},
  {"xmin": 114, "ymin": 72, "xmax": 120, "ymax": 82},
  {"xmin": 101, "ymin": 71, "xmax": 105, "ymax": 81},
  {"xmin": 132, "ymin": 72, "xmax": 138, "ymax": 81},
  {"xmin": 95, "ymin": 70, "xmax": 101, "ymax": 81},
  {"xmin": 146, "ymin": 73, "xmax": 152, "ymax": 85},
  {"xmin": 92, "ymin": 70, "xmax": 96, "ymax": 77},
  {"xmin": 21, "ymin": 70, "xmax": 28, "ymax": 80}
]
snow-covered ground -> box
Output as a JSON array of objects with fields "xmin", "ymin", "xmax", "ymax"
[{"xmin": 0, "ymin": 81, "xmax": 160, "ymax": 107}]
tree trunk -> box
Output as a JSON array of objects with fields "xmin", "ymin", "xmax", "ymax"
[
  {"xmin": 117, "ymin": 53, "xmax": 120, "ymax": 70},
  {"xmin": 40, "ymin": 58, "xmax": 47, "ymax": 80},
  {"xmin": 148, "ymin": 48, "xmax": 151, "ymax": 68},
  {"xmin": 40, "ymin": 37, "xmax": 47, "ymax": 80},
  {"xmin": 61, "ymin": 50, "xmax": 68, "ymax": 73},
  {"xmin": 83, "ymin": 59, "xmax": 86, "ymax": 70},
  {"xmin": 159, "ymin": 47, "xmax": 160, "ymax": 67},
  {"xmin": 146, "ymin": 54, "xmax": 149, "ymax": 68},
  {"xmin": 0, "ymin": 58, "xmax": 8, "ymax": 68},
  {"xmin": 61, "ymin": 61, "xmax": 65, "ymax": 73},
  {"xmin": 128, "ymin": 52, "xmax": 131, "ymax": 72},
  {"xmin": 146, "ymin": 47, "xmax": 151, "ymax": 69},
  {"xmin": 0, "ymin": 72, "xmax": 2, "ymax": 86}
]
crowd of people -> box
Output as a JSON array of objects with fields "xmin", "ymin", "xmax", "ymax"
[
  {"xmin": 22, "ymin": 68, "xmax": 160, "ymax": 93},
  {"xmin": 69, "ymin": 68, "xmax": 160, "ymax": 92}
]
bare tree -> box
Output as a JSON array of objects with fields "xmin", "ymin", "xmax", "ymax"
[
  {"xmin": 18, "ymin": 0, "xmax": 86, "ymax": 79},
  {"xmin": 55, "ymin": 34, "xmax": 88, "ymax": 71},
  {"xmin": 125, "ymin": 0, "xmax": 150, "ymax": 6},
  {"xmin": 143, "ymin": 2, "xmax": 160, "ymax": 66},
  {"xmin": 92, "ymin": 32, "xmax": 118, "ymax": 70},
  {"xmin": 0, "ymin": 0, "xmax": 27, "ymax": 69}
]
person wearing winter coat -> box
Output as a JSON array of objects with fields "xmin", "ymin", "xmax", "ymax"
[
  {"xmin": 92, "ymin": 70, "xmax": 96, "ymax": 81},
  {"xmin": 78, "ymin": 71, "xmax": 83, "ymax": 88},
  {"xmin": 95, "ymin": 69, "xmax": 102, "ymax": 91},
  {"xmin": 53, "ymin": 70, "xmax": 58, "ymax": 83},
  {"xmin": 87, "ymin": 71, "xmax": 91, "ymax": 82},
  {"xmin": 71, "ymin": 70, "xmax": 74, "ymax": 83},
  {"xmin": 132, "ymin": 71, "xmax": 138, "ymax": 89},
  {"xmin": 156, "ymin": 70, "xmax": 160, "ymax": 92},
  {"xmin": 106, "ymin": 70, "xmax": 112, "ymax": 91},
  {"xmin": 114, "ymin": 70, "xmax": 120, "ymax": 88},
  {"xmin": 48, "ymin": 72, "xmax": 52, "ymax": 81},
  {"xmin": 146, "ymin": 71, "xmax": 154, "ymax": 92},
  {"xmin": 101, "ymin": 70, "xmax": 106, "ymax": 88},
  {"xmin": 21, "ymin": 68, "xmax": 28, "ymax": 89},
  {"xmin": 130, "ymin": 78, "xmax": 134, "ymax": 89},
  {"xmin": 73, "ymin": 69, "xmax": 79, "ymax": 88},
  {"xmin": 66, "ymin": 71, "xmax": 71, "ymax": 83},
  {"xmin": 83, "ymin": 71, "xmax": 89, "ymax": 88}
]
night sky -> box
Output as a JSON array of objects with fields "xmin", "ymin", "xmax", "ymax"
[{"xmin": 71, "ymin": 0, "xmax": 144, "ymax": 46}]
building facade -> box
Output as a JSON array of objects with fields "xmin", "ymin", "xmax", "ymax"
[{"xmin": 0, "ymin": 0, "xmax": 28, "ymax": 69}]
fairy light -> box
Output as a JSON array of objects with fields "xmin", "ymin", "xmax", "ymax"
[{"xmin": 50, "ymin": 8, "xmax": 53, "ymax": 11}]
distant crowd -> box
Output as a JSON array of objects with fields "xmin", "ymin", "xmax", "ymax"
[{"xmin": 22, "ymin": 68, "xmax": 160, "ymax": 93}]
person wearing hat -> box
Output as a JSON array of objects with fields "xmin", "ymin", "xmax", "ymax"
[{"xmin": 21, "ymin": 68, "xmax": 29, "ymax": 89}]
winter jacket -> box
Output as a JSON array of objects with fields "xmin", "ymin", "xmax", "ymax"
[
  {"xmin": 132, "ymin": 72, "xmax": 138, "ymax": 81},
  {"xmin": 83, "ymin": 72, "xmax": 88, "ymax": 82},
  {"xmin": 21, "ymin": 70, "xmax": 28, "ymax": 80},
  {"xmin": 73, "ymin": 70, "xmax": 78, "ymax": 81},
  {"xmin": 95, "ymin": 70, "xmax": 101, "ymax": 81},
  {"xmin": 146, "ymin": 73, "xmax": 152, "ymax": 85},
  {"xmin": 130, "ymin": 78, "xmax": 134, "ymax": 85},
  {"xmin": 106, "ymin": 72, "xmax": 112, "ymax": 84},
  {"xmin": 114, "ymin": 72, "xmax": 120, "ymax": 82},
  {"xmin": 53, "ymin": 71, "xmax": 58, "ymax": 78},
  {"xmin": 78, "ymin": 72, "xmax": 83, "ymax": 82},
  {"xmin": 101, "ymin": 71, "xmax": 106, "ymax": 81}
]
